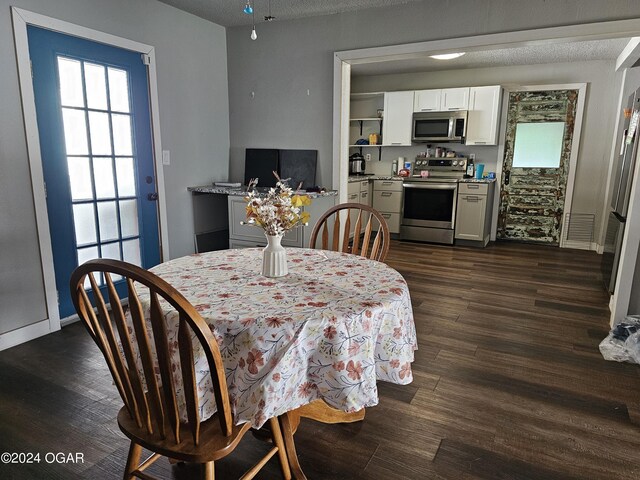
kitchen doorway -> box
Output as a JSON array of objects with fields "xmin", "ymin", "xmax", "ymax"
[{"xmin": 497, "ymin": 86, "xmax": 585, "ymax": 245}]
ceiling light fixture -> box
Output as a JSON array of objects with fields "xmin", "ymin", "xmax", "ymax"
[
  {"xmin": 243, "ymin": 1, "xmax": 253, "ymax": 15},
  {"xmin": 250, "ymin": 8, "xmax": 257, "ymax": 40},
  {"xmin": 264, "ymin": 0, "xmax": 276, "ymax": 21},
  {"xmin": 429, "ymin": 52, "xmax": 466, "ymax": 60}
]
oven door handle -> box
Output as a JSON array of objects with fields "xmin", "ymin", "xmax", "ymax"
[{"xmin": 402, "ymin": 183, "xmax": 458, "ymax": 191}]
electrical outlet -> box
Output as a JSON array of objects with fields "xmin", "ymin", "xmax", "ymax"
[
  {"xmin": 162, "ymin": 150, "xmax": 170, "ymax": 166},
  {"xmin": 365, "ymin": 153, "xmax": 371, "ymax": 161}
]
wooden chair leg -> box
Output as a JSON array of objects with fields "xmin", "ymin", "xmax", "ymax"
[
  {"xmin": 268, "ymin": 417, "xmax": 292, "ymax": 480},
  {"xmin": 123, "ymin": 441, "xmax": 142, "ymax": 480},
  {"xmin": 204, "ymin": 461, "xmax": 215, "ymax": 480},
  {"xmin": 278, "ymin": 413, "xmax": 307, "ymax": 480}
]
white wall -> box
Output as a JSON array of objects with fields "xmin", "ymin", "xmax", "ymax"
[
  {"xmin": 352, "ymin": 60, "xmax": 620, "ymax": 242},
  {"xmin": 226, "ymin": 0, "xmax": 640, "ymax": 192},
  {"xmin": 0, "ymin": 0, "xmax": 229, "ymax": 335}
]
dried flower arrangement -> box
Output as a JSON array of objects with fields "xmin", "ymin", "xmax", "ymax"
[{"xmin": 243, "ymin": 173, "xmax": 312, "ymax": 236}]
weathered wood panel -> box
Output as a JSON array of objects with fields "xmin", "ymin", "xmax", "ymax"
[{"xmin": 497, "ymin": 89, "xmax": 579, "ymax": 245}]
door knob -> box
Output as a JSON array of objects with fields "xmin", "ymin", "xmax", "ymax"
[
  {"xmin": 504, "ymin": 170, "xmax": 510, "ymax": 185},
  {"xmin": 147, "ymin": 192, "xmax": 159, "ymax": 201}
]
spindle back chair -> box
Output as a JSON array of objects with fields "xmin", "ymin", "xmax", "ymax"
[
  {"xmin": 70, "ymin": 259, "xmax": 291, "ymax": 480},
  {"xmin": 309, "ymin": 202, "xmax": 390, "ymax": 262}
]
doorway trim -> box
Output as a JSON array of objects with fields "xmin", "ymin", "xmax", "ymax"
[{"xmin": 9, "ymin": 7, "xmax": 169, "ymax": 348}]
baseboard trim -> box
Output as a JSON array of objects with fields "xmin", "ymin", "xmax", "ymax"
[
  {"xmin": 0, "ymin": 319, "xmax": 56, "ymax": 352},
  {"xmin": 563, "ymin": 240, "xmax": 599, "ymax": 251}
]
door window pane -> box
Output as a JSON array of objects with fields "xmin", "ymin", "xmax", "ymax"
[
  {"xmin": 88, "ymin": 111, "xmax": 112, "ymax": 155},
  {"xmin": 93, "ymin": 157, "xmax": 115, "ymax": 199},
  {"xmin": 122, "ymin": 238, "xmax": 141, "ymax": 266},
  {"xmin": 84, "ymin": 63, "xmax": 108, "ymax": 110},
  {"xmin": 77, "ymin": 246, "xmax": 99, "ymax": 289},
  {"xmin": 72, "ymin": 203, "xmax": 97, "ymax": 245},
  {"xmin": 112, "ymin": 114, "xmax": 133, "ymax": 155},
  {"xmin": 57, "ymin": 57, "xmax": 84, "ymax": 107},
  {"xmin": 115, "ymin": 157, "xmax": 136, "ymax": 197},
  {"xmin": 62, "ymin": 108, "xmax": 89, "ymax": 155},
  {"xmin": 512, "ymin": 122, "xmax": 565, "ymax": 168},
  {"xmin": 67, "ymin": 157, "xmax": 93, "ymax": 200},
  {"xmin": 119, "ymin": 199, "xmax": 139, "ymax": 237},
  {"xmin": 108, "ymin": 68, "xmax": 130, "ymax": 113},
  {"xmin": 101, "ymin": 241, "xmax": 121, "ymax": 260},
  {"xmin": 97, "ymin": 201, "xmax": 119, "ymax": 242}
]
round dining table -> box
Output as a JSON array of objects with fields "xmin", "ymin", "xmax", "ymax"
[{"xmin": 144, "ymin": 247, "xmax": 417, "ymax": 433}]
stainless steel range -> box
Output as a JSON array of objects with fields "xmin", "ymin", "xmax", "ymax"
[{"xmin": 400, "ymin": 157, "xmax": 467, "ymax": 244}]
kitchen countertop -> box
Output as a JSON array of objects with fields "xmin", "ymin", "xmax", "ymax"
[
  {"xmin": 349, "ymin": 175, "xmax": 496, "ymax": 183},
  {"xmin": 188, "ymin": 185, "xmax": 338, "ymax": 198},
  {"xmin": 348, "ymin": 175, "xmax": 403, "ymax": 182},
  {"xmin": 459, "ymin": 178, "xmax": 497, "ymax": 183}
]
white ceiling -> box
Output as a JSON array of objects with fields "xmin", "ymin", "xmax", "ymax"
[
  {"xmin": 350, "ymin": 37, "xmax": 631, "ymax": 76},
  {"xmin": 156, "ymin": 0, "xmax": 425, "ymax": 27}
]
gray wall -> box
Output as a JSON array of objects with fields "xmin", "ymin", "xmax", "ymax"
[
  {"xmin": 0, "ymin": 0, "xmax": 229, "ymax": 334},
  {"xmin": 352, "ymin": 60, "xmax": 621, "ymax": 242},
  {"xmin": 226, "ymin": 0, "xmax": 640, "ymax": 230}
]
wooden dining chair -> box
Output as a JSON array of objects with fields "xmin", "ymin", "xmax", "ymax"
[
  {"xmin": 309, "ymin": 202, "xmax": 391, "ymax": 262},
  {"xmin": 70, "ymin": 259, "xmax": 291, "ymax": 480}
]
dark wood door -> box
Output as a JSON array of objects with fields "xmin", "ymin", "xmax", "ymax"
[{"xmin": 497, "ymin": 89, "xmax": 579, "ymax": 244}]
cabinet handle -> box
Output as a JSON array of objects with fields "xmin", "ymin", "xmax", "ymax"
[
  {"xmin": 448, "ymin": 107, "xmax": 459, "ymax": 110},
  {"xmin": 473, "ymin": 141, "xmax": 487, "ymax": 144},
  {"xmin": 391, "ymin": 142, "xmax": 402, "ymax": 145},
  {"xmin": 420, "ymin": 108, "xmax": 434, "ymax": 111},
  {"xmin": 382, "ymin": 214, "xmax": 391, "ymax": 219},
  {"xmin": 467, "ymin": 184, "xmax": 479, "ymax": 189},
  {"xmin": 382, "ymin": 181, "xmax": 393, "ymax": 185},
  {"xmin": 464, "ymin": 196, "xmax": 479, "ymax": 202},
  {"xmin": 381, "ymin": 192, "xmax": 393, "ymax": 197}
]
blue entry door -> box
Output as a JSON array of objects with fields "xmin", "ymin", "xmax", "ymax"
[{"xmin": 28, "ymin": 26, "xmax": 161, "ymax": 319}]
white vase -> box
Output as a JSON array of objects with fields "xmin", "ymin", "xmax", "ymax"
[{"xmin": 262, "ymin": 233, "xmax": 288, "ymax": 277}]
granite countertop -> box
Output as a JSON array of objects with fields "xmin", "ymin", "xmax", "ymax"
[
  {"xmin": 348, "ymin": 175, "xmax": 403, "ymax": 182},
  {"xmin": 188, "ymin": 185, "xmax": 338, "ymax": 198},
  {"xmin": 459, "ymin": 178, "xmax": 497, "ymax": 183}
]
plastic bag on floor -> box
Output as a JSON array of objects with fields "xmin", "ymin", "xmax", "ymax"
[{"xmin": 599, "ymin": 315, "xmax": 640, "ymax": 363}]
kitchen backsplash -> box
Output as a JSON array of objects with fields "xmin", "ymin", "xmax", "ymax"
[{"xmin": 364, "ymin": 144, "xmax": 500, "ymax": 175}]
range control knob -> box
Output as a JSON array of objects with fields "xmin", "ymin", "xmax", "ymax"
[{"xmin": 452, "ymin": 160, "xmax": 458, "ymax": 166}]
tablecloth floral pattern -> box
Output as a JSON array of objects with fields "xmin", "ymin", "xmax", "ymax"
[{"xmin": 144, "ymin": 248, "xmax": 417, "ymax": 429}]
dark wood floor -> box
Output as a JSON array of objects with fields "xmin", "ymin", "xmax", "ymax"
[{"xmin": 2, "ymin": 241, "xmax": 640, "ymax": 479}]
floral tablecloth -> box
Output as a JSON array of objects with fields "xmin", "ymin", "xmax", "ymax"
[{"xmin": 145, "ymin": 248, "xmax": 417, "ymax": 428}]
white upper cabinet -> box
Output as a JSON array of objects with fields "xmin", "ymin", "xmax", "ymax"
[
  {"xmin": 413, "ymin": 88, "xmax": 469, "ymax": 112},
  {"xmin": 465, "ymin": 86, "xmax": 502, "ymax": 145},
  {"xmin": 413, "ymin": 89, "xmax": 441, "ymax": 112},
  {"xmin": 383, "ymin": 91, "xmax": 414, "ymax": 146},
  {"xmin": 440, "ymin": 88, "xmax": 470, "ymax": 111}
]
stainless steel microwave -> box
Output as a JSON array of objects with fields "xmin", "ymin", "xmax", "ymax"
[{"xmin": 412, "ymin": 111, "xmax": 467, "ymax": 143}]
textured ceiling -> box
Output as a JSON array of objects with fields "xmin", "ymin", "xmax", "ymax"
[
  {"xmin": 156, "ymin": 0, "xmax": 425, "ymax": 27},
  {"xmin": 156, "ymin": 1, "xmax": 630, "ymax": 76},
  {"xmin": 350, "ymin": 37, "xmax": 631, "ymax": 75}
]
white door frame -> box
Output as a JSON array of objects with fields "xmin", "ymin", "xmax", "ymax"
[
  {"xmin": 7, "ymin": 7, "xmax": 169, "ymax": 350},
  {"xmin": 496, "ymin": 83, "xmax": 587, "ymax": 249}
]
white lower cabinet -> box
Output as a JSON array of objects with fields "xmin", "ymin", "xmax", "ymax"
[
  {"xmin": 228, "ymin": 195, "xmax": 336, "ymax": 249},
  {"xmin": 372, "ymin": 179, "xmax": 402, "ymax": 233},
  {"xmin": 455, "ymin": 182, "xmax": 494, "ymax": 246}
]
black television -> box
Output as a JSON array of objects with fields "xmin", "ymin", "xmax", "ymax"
[{"xmin": 243, "ymin": 148, "xmax": 317, "ymax": 189}]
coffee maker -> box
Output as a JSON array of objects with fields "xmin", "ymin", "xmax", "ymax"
[{"xmin": 349, "ymin": 153, "xmax": 365, "ymax": 175}]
